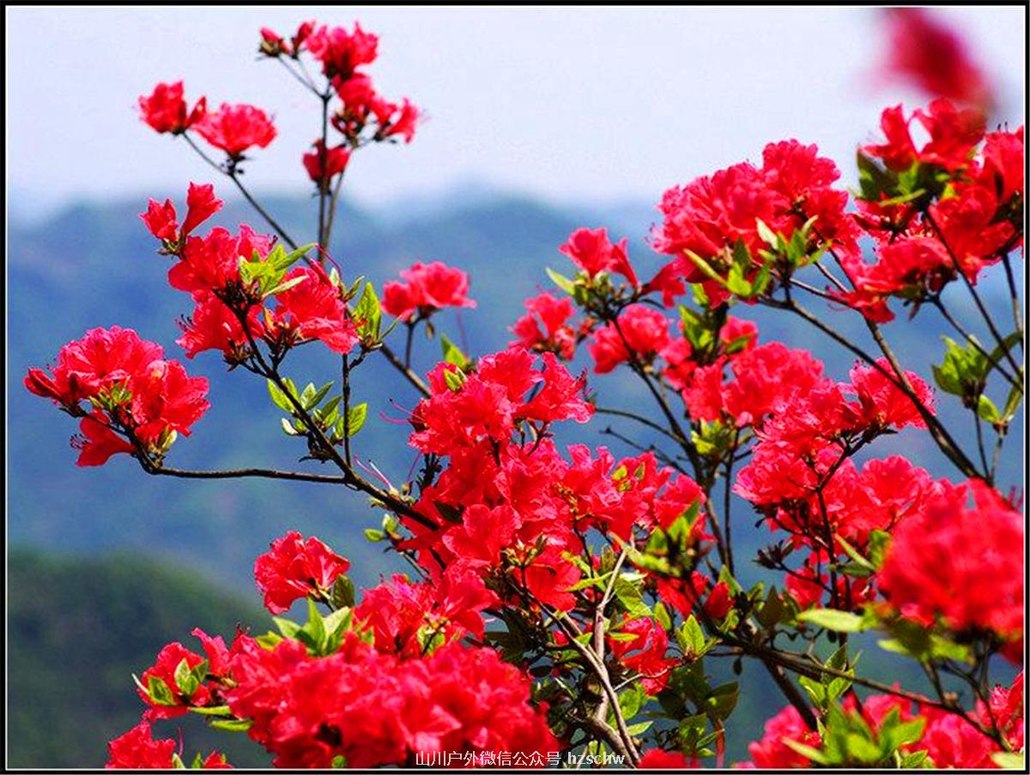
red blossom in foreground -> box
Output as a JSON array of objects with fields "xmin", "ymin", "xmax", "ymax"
[
  {"xmin": 225, "ymin": 636, "xmax": 557, "ymax": 768},
  {"xmin": 745, "ymin": 705, "xmax": 822, "ymax": 768},
  {"xmin": 381, "ymin": 261, "xmax": 475, "ymax": 321},
  {"xmin": 511, "ymin": 291, "xmax": 577, "ymax": 359},
  {"xmin": 105, "ymin": 720, "xmax": 231, "ymax": 769},
  {"xmin": 138, "ymin": 641, "xmax": 211, "ymax": 719},
  {"xmin": 25, "ymin": 327, "xmax": 209, "ymax": 465},
  {"xmin": 862, "ymin": 99, "xmax": 985, "ymax": 174},
  {"xmin": 607, "ymin": 616, "xmax": 676, "ymax": 694},
  {"xmin": 141, "ymin": 182, "xmax": 223, "ymax": 247},
  {"xmin": 638, "ymin": 749, "xmax": 695, "ymax": 768},
  {"xmin": 302, "ymin": 140, "xmax": 350, "ymax": 187},
  {"xmin": 105, "ymin": 721, "xmax": 176, "ymax": 769},
  {"xmin": 306, "ymin": 22, "xmax": 378, "ymax": 80},
  {"xmin": 270, "ymin": 266, "xmax": 358, "ymax": 354},
  {"xmin": 849, "ymin": 359, "xmax": 934, "ymax": 429},
  {"xmin": 168, "ymin": 225, "xmax": 274, "ymax": 298},
  {"xmin": 589, "ymin": 304, "xmax": 670, "ymax": 374},
  {"xmin": 878, "ymin": 479, "xmax": 1024, "ymax": 656},
  {"xmin": 194, "ymin": 103, "xmax": 277, "ymax": 159},
  {"xmin": 354, "ymin": 571, "xmax": 494, "ymax": 658},
  {"xmin": 880, "ymin": 8, "xmax": 994, "ymax": 111},
  {"xmin": 559, "ymin": 227, "xmax": 639, "ymax": 286},
  {"xmin": 254, "ymin": 531, "xmax": 351, "ymax": 614},
  {"xmin": 139, "ymin": 81, "xmax": 206, "ymax": 135}
]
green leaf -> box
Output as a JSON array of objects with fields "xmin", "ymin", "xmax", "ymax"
[
  {"xmin": 267, "ymin": 379, "xmax": 293, "ymax": 412},
  {"xmin": 677, "ymin": 616, "xmax": 706, "ymax": 657},
  {"xmin": 146, "ymin": 675, "xmax": 175, "ymax": 705},
  {"xmin": 209, "ymin": 718, "xmax": 253, "ymax": 733},
  {"xmin": 992, "ymin": 752, "xmax": 1026, "ymax": 770},
  {"xmin": 353, "ymin": 282, "xmax": 382, "ymax": 341},
  {"xmin": 306, "ymin": 381, "xmax": 334, "ymax": 411},
  {"xmin": 653, "ymin": 601, "xmax": 673, "ymax": 632},
  {"xmin": 836, "ymin": 535, "xmax": 874, "ymax": 572},
  {"xmin": 755, "ymin": 586, "xmax": 786, "ymax": 628},
  {"xmin": 546, "ymin": 267, "xmax": 577, "ymax": 295},
  {"xmin": 188, "ymin": 704, "xmax": 232, "ymax": 717},
  {"xmin": 782, "ymin": 739, "xmax": 829, "ymax": 766},
  {"xmin": 932, "ymin": 335, "xmax": 989, "ymax": 399},
  {"xmin": 613, "ymin": 576, "xmax": 651, "ymax": 619},
  {"xmin": 976, "ymin": 394, "xmax": 1001, "ymax": 423},
  {"xmin": 364, "ymin": 528, "xmax": 386, "ymax": 543},
  {"xmin": 441, "ymin": 334, "xmax": 471, "ymax": 369},
  {"xmin": 346, "ymin": 403, "xmax": 368, "ymax": 437},
  {"xmin": 263, "ymin": 273, "xmax": 309, "ymax": 299},
  {"xmin": 273, "ymin": 616, "xmax": 301, "ymax": 639},
  {"xmin": 276, "ymin": 243, "xmax": 317, "ymax": 270},
  {"xmin": 332, "ymin": 575, "xmax": 355, "ymax": 609},
  {"xmin": 898, "ymin": 749, "xmax": 930, "ymax": 768},
  {"xmin": 1001, "ymin": 379, "xmax": 1025, "ymax": 422},
  {"xmin": 706, "ymin": 681, "xmax": 739, "ymax": 721},
  {"xmin": 443, "ymin": 368, "xmax": 466, "ymax": 392},
  {"xmin": 617, "ymin": 682, "xmax": 646, "ymax": 720},
  {"xmin": 755, "ymin": 219, "xmax": 778, "ymax": 248},
  {"xmin": 867, "ymin": 530, "xmax": 891, "ymax": 570},
  {"xmin": 173, "ymin": 657, "xmax": 199, "ymax": 696},
  {"xmin": 797, "ymin": 609, "xmax": 869, "ymax": 633}
]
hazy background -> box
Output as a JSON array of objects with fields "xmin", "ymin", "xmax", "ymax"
[
  {"xmin": 5, "ymin": 5, "xmax": 1026, "ymax": 768},
  {"xmin": 7, "ymin": 6, "xmax": 1025, "ymax": 216}
]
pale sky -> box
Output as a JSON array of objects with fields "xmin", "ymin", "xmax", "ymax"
[{"xmin": 6, "ymin": 6, "xmax": 1025, "ymax": 214}]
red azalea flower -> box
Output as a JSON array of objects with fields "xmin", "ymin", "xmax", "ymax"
[
  {"xmin": 849, "ymin": 358, "xmax": 934, "ymax": 430},
  {"xmin": 73, "ymin": 411, "xmax": 137, "ymax": 467},
  {"xmin": 105, "ymin": 721, "xmax": 176, "ymax": 769},
  {"xmin": 271, "ymin": 266, "xmax": 358, "ymax": 355},
  {"xmin": 559, "ymin": 227, "xmax": 639, "ymax": 286},
  {"xmin": 302, "ymin": 140, "xmax": 350, "ymax": 188},
  {"xmin": 880, "ymin": 8, "xmax": 994, "ymax": 111},
  {"xmin": 517, "ymin": 353, "xmax": 593, "ymax": 425},
  {"xmin": 177, "ymin": 296, "xmax": 263, "ymax": 360},
  {"xmin": 637, "ymin": 749, "xmax": 695, "ymax": 768},
  {"xmin": 878, "ymin": 479, "xmax": 1023, "ymax": 652},
  {"xmin": 607, "ymin": 616, "xmax": 675, "ymax": 694},
  {"xmin": 511, "ymin": 291, "xmax": 577, "ymax": 360},
  {"xmin": 25, "ymin": 325, "xmax": 165, "ymax": 406},
  {"xmin": 138, "ymin": 81, "xmax": 206, "ymax": 135},
  {"xmin": 306, "ymin": 23, "xmax": 378, "ymax": 80},
  {"xmin": 254, "ymin": 531, "xmax": 351, "ymax": 614},
  {"xmin": 138, "ymin": 641, "xmax": 210, "ymax": 719},
  {"xmin": 194, "ymin": 103, "xmax": 277, "ymax": 159},
  {"xmin": 382, "ymin": 261, "xmax": 475, "ymax": 321},
  {"xmin": 169, "ymin": 226, "xmax": 274, "ymax": 298},
  {"xmin": 745, "ymin": 705, "xmax": 821, "ymax": 768},
  {"xmin": 979, "ymin": 126, "xmax": 1025, "ymax": 206},
  {"xmin": 589, "ymin": 304, "xmax": 670, "ymax": 374}
]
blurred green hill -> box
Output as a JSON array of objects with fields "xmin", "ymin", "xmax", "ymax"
[{"xmin": 7, "ymin": 550, "xmax": 271, "ymax": 768}]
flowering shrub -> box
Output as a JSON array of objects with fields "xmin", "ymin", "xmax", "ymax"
[{"xmin": 24, "ymin": 10, "xmax": 1024, "ymax": 770}]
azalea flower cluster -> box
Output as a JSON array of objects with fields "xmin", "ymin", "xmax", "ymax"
[
  {"xmin": 397, "ymin": 346, "xmax": 717, "ymax": 615},
  {"xmin": 747, "ymin": 672, "xmax": 1024, "ymax": 769},
  {"xmin": 841, "ymin": 101, "xmax": 1024, "ymax": 321},
  {"xmin": 139, "ymin": 81, "xmax": 276, "ymax": 161},
  {"xmin": 258, "ymin": 19, "xmax": 419, "ymax": 187},
  {"xmin": 113, "ymin": 534, "xmax": 557, "ymax": 769},
  {"xmin": 24, "ymin": 326, "xmax": 209, "ymax": 466},
  {"xmin": 140, "ymin": 182, "xmax": 358, "ymax": 361}
]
